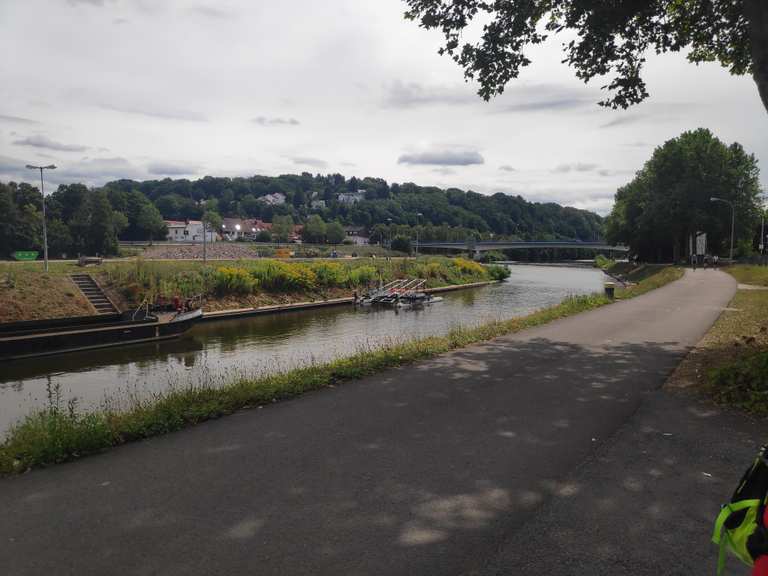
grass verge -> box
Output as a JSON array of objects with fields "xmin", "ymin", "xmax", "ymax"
[
  {"xmin": 724, "ymin": 264, "xmax": 768, "ymax": 286},
  {"xmin": 667, "ymin": 269, "xmax": 768, "ymax": 416},
  {"xmin": 0, "ymin": 266, "xmax": 682, "ymax": 475}
]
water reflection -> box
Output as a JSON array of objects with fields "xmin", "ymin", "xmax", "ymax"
[{"xmin": 0, "ymin": 265, "xmax": 605, "ymax": 432}]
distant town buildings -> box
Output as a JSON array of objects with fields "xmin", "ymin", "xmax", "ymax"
[
  {"xmin": 219, "ymin": 218, "xmax": 303, "ymax": 242},
  {"xmin": 259, "ymin": 192, "xmax": 286, "ymax": 206},
  {"xmin": 164, "ymin": 220, "xmax": 216, "ymax": 243},
  {"xmin": 337, "ymin": 189, "xmax": 366, "ymax": 205},
  {"xmin": 310, "ymin": 199, "xmax": 326, "ymax": 209},
  {"xmin": 220, "ymin": 218, "xmax": 272, "ymax": 241},
  {"xmin": 344, "ymin": 226, "xmax": 369, "ymax": 245}
]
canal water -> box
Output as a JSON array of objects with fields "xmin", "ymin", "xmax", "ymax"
[{"xmin": 0, "ymin": 265, "xmax": 606, "ymax": 433}]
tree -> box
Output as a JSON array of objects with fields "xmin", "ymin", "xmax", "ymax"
[
  {"xmin": 604, "ymin": 128, "xmax": 762, "ymax": 261},
  {"xmin": 326, "ymin": 220, "xmax": 345, "ymax": 244},
  {"xmin": 201, "ymin": 210, "xmax": 222, "ymax": 236},
  {"xmin": 137, "ymin": 202, "xmax": 167, "ymax": 243},
  {"xmin": 255, "ymin": 230, "xmax": 272, "ymax": 242},
  {"xmin": 272, "ymin": 215, "xmax": 294, "ymax": 242},
  {"xmin": 403, "ymin": 1, "xmax": 768, "ymax": 114},
  {"xmin": 46, "ymin": 219, "xmax": 72, "ymax": 258},
  {"xmin": 302, "ymin": 214, "xmax": 327, "ymax": 243},
  {"xmin": 391, "ymin": 235, "xmax": 412, "ymax": 254},
  {"xmin": 89, "ymin": 190, "xmax": 119, "ymax": 255}
]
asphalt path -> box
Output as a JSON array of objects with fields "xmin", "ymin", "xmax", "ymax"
[{"xmin": 1, "ymin": 269, "xmax": 758, "ymax": 575}]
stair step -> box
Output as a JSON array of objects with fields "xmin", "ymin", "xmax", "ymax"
[{"xmin": 70, "ymin": 273, "xmax": 117, "ymax": 314}]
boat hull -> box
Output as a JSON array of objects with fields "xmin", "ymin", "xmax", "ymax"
[{"xmin": 0, "ymin": 309, "xmax": 202, "ymax": 361}]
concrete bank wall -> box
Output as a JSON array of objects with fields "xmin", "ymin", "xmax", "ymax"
[{"xmin": 201, "ymin": 281, "xmax": 499, "ymax": 323}]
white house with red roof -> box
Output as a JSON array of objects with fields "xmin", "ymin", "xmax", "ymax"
[{"xmin": 165, "ymin": 220, "xmax": 215, "ymax": 243}]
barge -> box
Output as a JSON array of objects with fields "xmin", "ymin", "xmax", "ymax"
[{"xmin": 0, "ymin": 308, "xmax": 202, "ymax": 361}]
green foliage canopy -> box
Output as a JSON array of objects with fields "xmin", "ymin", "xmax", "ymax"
[
  {"xmin": 403, "ymin": 0, "xmax": 768, "ymax": 113},
  {"xmin": 604, "ymin": 129, "xmax": 762, "ymax": 261}
]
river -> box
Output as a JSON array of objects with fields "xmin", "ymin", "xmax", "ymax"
[{"xmin": 0, "ymin": 265, "xmax": 606, "ymax": 433}]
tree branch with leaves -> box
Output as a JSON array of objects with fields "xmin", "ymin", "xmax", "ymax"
[{"xmin": 404, "ymin": 0, "xmax": 768, "ymax": 113}]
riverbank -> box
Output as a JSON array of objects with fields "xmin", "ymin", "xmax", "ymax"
[
  {"xmin": 0, "ymin": 265, "xmax": 681, "ymax": 474},
  {"xmin": 0, "ymin": 257, "xmax": 508, "ymax": 323},
  {"xmin": 667, "ymin": 265, "xmax": 768, "ymax": 417}
]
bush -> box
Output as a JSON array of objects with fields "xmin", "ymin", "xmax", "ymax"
[
  {"xmin": 312, "ymin": 262, "xmax": 347, "ymax": 287},
  {"xmin": 214, "ymin": 267, "xmax": 255, "ymax": 295},
  {"xmin": 249, "ymin": 260, "xmax": 317, "ymax": 292},
  {"xmin": 391, "ymin": 235, "xmax": 412, "ymax": 254},
  {"xmin": 708, "ymin": 351, "xmax": 768, "ymax": 415},
  {"xmin": 348, "ymin": 265, "xmax": 377, "ymax": 287},
  {"xmin": 487, "ymin": 265, "xmax": 511, "ymax": 281},
  {"xmin": 452, "ymin": 257, "xmax": 485, "ymax": 276}
]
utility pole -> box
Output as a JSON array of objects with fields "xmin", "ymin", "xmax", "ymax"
[
  {"xmin": 202, "ymin": 219, "xmax": 207, "ymax": 263},
  {"xmin": 25, "ymin": 164, "xmax": 56, "ymax": 272},
  {"xmin": 710, "ymin": 197, "xmax": 735, "ymax": 262},
  {"xmin": 415, "ymin": 212, "xmax": 422, "ymax": 256}
]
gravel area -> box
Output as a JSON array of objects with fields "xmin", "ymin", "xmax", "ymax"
[{"xmin": 140, "ymin": 243, "xmax": 261, "ymax": 260}]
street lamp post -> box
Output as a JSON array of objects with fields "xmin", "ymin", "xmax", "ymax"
[
  {"xmin": 25, "ymin": 164, "xmax": 56, "ymax": 272},
  {"xmin": 415, "ymin": 212, "xmax": 422, "ymax": 256},
  {"xmin": 710, "ymin": 197, "xmax": 735, "ymax": 262}
]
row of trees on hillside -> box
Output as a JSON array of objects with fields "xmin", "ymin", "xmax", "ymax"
[
  {"xmin": 605, "ymin": 129, "xmax": 764, "ymax": 261},
  {"xmin": 101, "ymin": 174, "xmax": 603, "ymax": 241},
  {"xmin": 0, "ymin": 182, "xmax": 166, "ymax": 258}
]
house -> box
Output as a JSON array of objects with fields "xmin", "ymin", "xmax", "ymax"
[
  {"xmin": 338, "ymin": 189, "xmax": 366, "ymax": 205},
  {"xmin": 220, "ymin": 218, "xmax": 276, "ymax": 241},
  {"xmin": 165, "ymin": 220, "xmax": 215, "ymax": 243},
  {"xmin": 310, "ymin": 199, "xmax": 326, "ymax": 209},
  {"xmin": 344, "ymin": 226, "xmax": 369, "ymax": 245},
  {"xmin": 258, "ymin": 192, "xmax": 286, "ymax": 206}
]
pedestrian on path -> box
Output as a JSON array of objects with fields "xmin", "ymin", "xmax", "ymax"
[{"xmin": 691, "ymin": 253, "xmax": 697, "ymax": 270}]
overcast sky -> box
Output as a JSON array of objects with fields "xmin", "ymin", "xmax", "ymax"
[{"xmin": 1, "ymin": 0, "xmax": 766, "ymax": 215}]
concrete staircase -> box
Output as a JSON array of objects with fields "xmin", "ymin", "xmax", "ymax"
[{"xmin": 70, "ymin": 274, "xmax": 118, "ymax": 315}]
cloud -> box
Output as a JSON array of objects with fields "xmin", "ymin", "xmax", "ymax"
[
  {"xmin": 398, "ymin": 149, "xmax": 484, "ymax": 166},
  {"xmin": 292, "ymin": 156, "xmax": 327, "ymax": 168},
  {"xmin": 98, "ymin": 102, "xmax": 207, "ymax": 122},
  {"xmin": 112, "ymin": 18, "xmax": 128, "ymax": 25},
  {"xmin": 0, "ymin": 155, "xmax": 33, "ymax": 181},
  {"xmin": 0, "ymin": 114, "xmax": 38, "ymax": 125},
  {"xmin": 493, "ymin": 83, "xmax": 597, "ymax": 114},
  {"xmin": 500, "ymin": 98, "xmax": 592, "ymax": 112},
  {"xmin": 147, "ymin": 161, "xmax": 201, "ymax": 176},
  {"xmin": 252, "ymin": 116, "xmax": 300, "ymax": 126},
  {"xmin": 552, "ymin": 162, "xmax": 598, "ymax": 173},
  {"xmin": 189, "ymin": 5, "xmax": 235, "ymax": 19},
  {"xmin": 55, "ymin": 157, "xmax": 146, "ymax": 184},
  {"xmin": 382, "ymin": 81, "xmax": 475, "ymax": 109},
  {"xmin": 432, "ymin": 167, "xmax": 455, "ymax": 175},
  {"xmin": 601, "ymin": 115, "xmax": 645, "ymax": 129},
  {"xmin": 13, "ymin": 134, "xmax": 88, "ymax": 152},
  {"xmin": 67, "ymin": 0, "xmax": 114, "ymax": 5},
  {"xmin": 499, "ymin": 165, "xmax": 516, "ymax": 172}
]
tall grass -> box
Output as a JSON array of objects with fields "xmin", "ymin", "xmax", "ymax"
[{"xmin": 100, "ymin": 256, "xmax": 507, "ymax": 305}]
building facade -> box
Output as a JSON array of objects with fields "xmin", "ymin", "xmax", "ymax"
[{"xmin": 165, "ymin": 220, "xmax": 215, "ymax": 243}]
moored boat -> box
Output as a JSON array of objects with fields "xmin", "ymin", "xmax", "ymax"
[{"xmin": 0, "ymin": 308, "xmax": 203, "ymax": 361}]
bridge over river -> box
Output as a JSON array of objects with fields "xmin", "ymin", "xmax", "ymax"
[
  {"xmin": 417, "ymin": 240, "xmax": 629, "ymax": 257},
  {"xmin": 417, "ymin": 240, "xmax": 630, "ymax": 254}
]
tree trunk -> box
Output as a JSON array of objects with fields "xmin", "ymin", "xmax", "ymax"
[{"xmin": 746, "ymin": 0, "xmax": 768, "ymax": 114}]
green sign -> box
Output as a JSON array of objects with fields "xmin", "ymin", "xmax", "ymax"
[{"xmin": 12, "ymin": 251, "xmax": 39, "ymax": 261}]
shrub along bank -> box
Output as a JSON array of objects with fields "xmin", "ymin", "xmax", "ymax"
[
  {"xmin": 100, "ymin": 257, "xmax": 510, "ymax": 310},
  {"xmin": 0, "ymin": 265, "xmax": 682, "ymax": 474}
]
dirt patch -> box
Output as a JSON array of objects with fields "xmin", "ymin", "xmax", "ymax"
[{"xmin": 0, "ymin": 270, "xmax": 94, "ymax": 322}]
